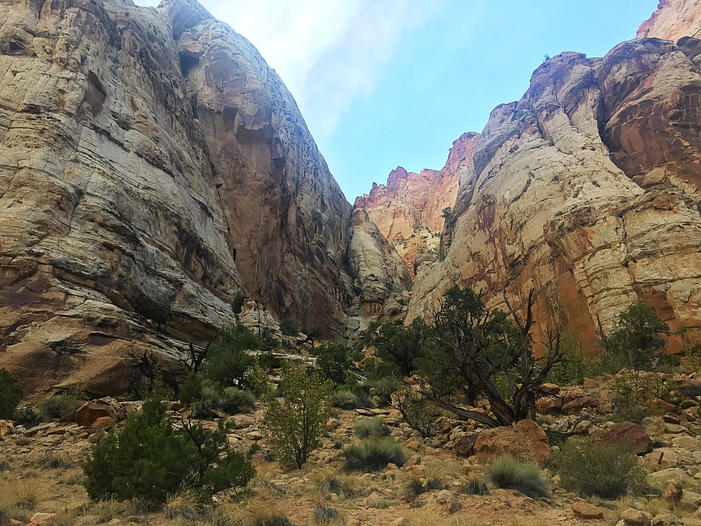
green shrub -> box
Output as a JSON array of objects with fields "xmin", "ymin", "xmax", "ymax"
[
  {"xmin": 372, "ymin": 319, "xmax": 432, "ymax": 377},
  {"xmin": 13, "ymin": 406, "xmax": 39, "ymax": 428},
  {"xmin": 191, "ymin": 380, "xmax": 256, "ymax": 417},
  {"xmin": 245, "ymin": 359, "xmax": 272, "ymax": 397},
  {"xmin": 83, "ymin": 398, "xmax": 255, "ymax": 503},
  {"xmin": 354, "ymin": 417, "xmax": 390, "ymax": 439},
  {"xmin": 0, "ymin": 368, "xmax": 23, "ymax": 419},
  {"xmin": 343, "ymin": 438, "xmax": 407, "ymax": 472},
  {"xmin": 546, "ymin": 329, "xmax": 590, "ymax": 385},
  {"xmin": 547, "ymin": 438, "xmax": 649, "ymax": 498},
  {"xmin": 179, "ymin": 372, "xmax": 204, "ymax": 406},
  {"xmin": 365, "ymin": 376, "xmax": 401, "ymax": 407},
  {"xmin": 263, "ymin": 363, "xmax": 334, "ymax": 469},
  {"xmin": 603, "ymin": 303, "xmax": 670, "ymax": 372},
  {"xmin": 332, "ymin": 390, "xmax": 361, "ymax": 409},
  {"xmin": 487, "ymin": 456, "xmax": 550, "ymax": 499},
  {"xmin": 203, "ymin": 326, "xmax": 266, "ymax": 387},
  {"xmin": 314, "ymin": 343, "xmax": 353, "ymax": 385},
  {"xmin": 39, "ymin": 392, "xmax": 82, "ymax": 422},
  {"xmin": 460, "ymin": 475, "xmax": 489, "ymax": 495},
  {"xmin": 279, "ymin": 319, "xmax": 299, "ymax": 337}
]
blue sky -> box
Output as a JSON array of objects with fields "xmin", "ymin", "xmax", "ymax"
[{"xmin": 135, "ymin": 0, "xmax": 658, "ymax": 201}]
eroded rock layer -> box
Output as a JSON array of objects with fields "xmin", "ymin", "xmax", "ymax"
[
  {"xmin": 0, "ymin": 0, "xmax": 407, "ymax": 393},
  {"xmin": 638, "ymin": 0, "xmax": 701, "ymax": 41},
  {"xmin": 355, "ymin": 132, "xmax": 478, "ymax": 276},
  {"xmin": 409, "ymin": 39, "xmax": 701, "ymax": 353}
]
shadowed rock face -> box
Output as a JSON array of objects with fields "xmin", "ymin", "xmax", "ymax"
[
  {"xmin": 409, "ymin": 38, "xmax": 701, "ymax": 353},
  {"xmin": 0, "ymin": 0, "xmax": 406, "ymax": 394},
  {"xmin": 355, "ymin": 133, "xmax": 479, "ymax": 276}
]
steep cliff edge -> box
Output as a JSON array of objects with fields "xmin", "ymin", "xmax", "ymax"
[
  {"xmin": 0, "ymin": 0, "xmax": 407, "ymax": 394},
  {"xmin": 355, "ymin": 132, "xmax": 478, "ymax": 276},
  {"xmin": 638, "ymin": 0, "xmax": 701, "ymax": 41},
  {"xmin": 408, "ymin": 37, "xmax": 701, "ymax": 353}
]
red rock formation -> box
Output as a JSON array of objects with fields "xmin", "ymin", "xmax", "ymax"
[
  {"xmin": 638, "ymin": 0, "xmax": 701, "ymax": 41},
  {"xmin": 409, "ymin": 38, "xmax": 701, "ymax": 354},
  {"xmin": 355, "ymin": 133, "xmax": 479, "ymax": 276}
]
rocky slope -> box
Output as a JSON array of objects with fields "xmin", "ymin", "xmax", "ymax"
[
  {"xmin": 355, "ymin": 132, "xmax": 478, "ymax": 276},
  {"xmin": 0, "ymin": 0, "xmax": 408, "ymax": 394},
  {"xmin": 638, "ymin": 0, "xmax": 701, "ymax": 41},
  {"xmin": 408, "ymin": 36, "xmax": 701, "ymax": 353}
]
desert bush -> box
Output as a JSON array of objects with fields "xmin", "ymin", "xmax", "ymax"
[
  {"xmin": 279, "ymin": 319, "xmax": 299, "ymax": 337},
  {"xmin": 680, "ymin": 344, "xmax": 701, "ymax": 374},
  {"xmin": 354, "ymin": 417, "xmax": 390, "ymax": 439},
  {"xmin": 332, "ymin": 390, "xmax": 361, "ymax": 410},
  {"xmin": 460, "ymin": 475, "xmax": 489, "ymax": 495},
  {"xmin": 13, "ymin": 406, "xmax": 40, "ymax": 428},
  {"xmin": 546, "ymin": 329, "xmax": 591, "ymax": 385},
  {"xmin": 487, "ymin": 456, "xmax": 550, "ymax": 499},
  {"xmin": 164, "ymin": 490, "xmax": 201, "ymax": 521},
  {"xmin": 313, "ymin": 505, "xmax": 339, "ymax": 524},
  {"xmin": 314, "ymin": 342, "xmax": 353, "ymax": 385},
  {"xmin": 343, "ymin": 438, "xmax": 407, "ymax": 472},
  {"xmin": 547, "ymin": 438, "xmax": 649, "ymax": 498},
  {"xmin": 39, "ymin": 392, "xmax": 82, "ymax": 422},
  {"xmin": 191, "ymin": 380, "xmax": 256, "ymax": 417},
  {"xmin": 179, "ymin": 371, "xmax": 204, "ymax": 406},
  {"xmin": 365, "ymin": 376, "xmax": 401, "ymax": 407},
  {"xmin": 602, "ymin": 303, "xmax": 671, "ymax": 372},
  {"xmin": 394, "ymin": 387, "xmax": 438, "ymax": 438},
  {"xmin": 0, "ymin": 368, "xmax": 23, "ymax": 419},
  {"xmin": 612, "ymin": 369, "xmax": 672, "ymax": 419},
  {"xmin": 263, "ymin": 363, "xmax": 333, "ymax": 469},
  {"xmin": 415, "ymin": 287, "xmax": 566, "ymax": 427},
  {"xmin": 203, "ymin": 326, "xmax": 267, "ymax": 387},
  {"xmin": 83, "ymin": 398, "xmax": 255, "ymax": 503},
  {"xmin": 318, "ymin": 473, "xmax": 360, "ymax": 499},
  {"xmin": 372, "ymin": 319, "xmax": 432, "ymax": 377},
  {"xmin": 245, "ymin": 359, "xmax": 272, "ymax": 397}
]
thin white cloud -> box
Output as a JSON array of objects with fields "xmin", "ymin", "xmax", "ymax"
[{"xmin": 136, "ymin": 0, "xmax": 440, "ymax": 142}]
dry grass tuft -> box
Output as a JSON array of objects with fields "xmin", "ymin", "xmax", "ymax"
[{"xmin": 164, "ymin": 490, "xmax": 201, "ymax": 521}]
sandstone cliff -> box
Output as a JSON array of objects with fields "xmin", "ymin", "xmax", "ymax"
[
  {"xmin": 638, "ymin": 0, "xmax": 701, "ymax": 41},
  {"xmin": 0, "ymin": 0, "xmax": 407, "ymax": 394},
  {"xmin": 408, "ymin": 37, "xmax": 701, "ymax": 353},
  {"xmin": 355, "ymin": 132, "xmax": 478, "ymax": 276}
]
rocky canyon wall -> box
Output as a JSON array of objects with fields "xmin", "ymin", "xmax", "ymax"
[
  {"xmin": 0, "ymin": 0, "xmax": 408, "ymax": 394},
  {"xmin": 408, "ymin": 36, "xmax": 701, "ymax": 353},
  {"xmin": 355, "ymin": 132, "xmax": 478, "ymax": 276}
]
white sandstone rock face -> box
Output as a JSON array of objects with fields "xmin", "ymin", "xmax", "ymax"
[
  {"xmin": 0, "ymin": 0, "xmax": 407, "ymax": 394},
  {"xmin": 409, "ymin": 41, "xmax": 701, "ymax": 353}
]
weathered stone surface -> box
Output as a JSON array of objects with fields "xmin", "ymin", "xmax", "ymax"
[
  {"xmin": 473, "ymin": 419, "xmax": 549, "ymax": 462},
  {"xmin": 355, "ymin": 133, "xmax": 478, "ymax": 276},
  {"xmin": 621, "ymin": 508, "xmax": 652, "ymax": 526},
  {"xmin": 346, "ymin": 208, "xmax": 412, "ymax": 320},
  {"xmin": 0, "ymin": 419, "xmax": 13, "ymax": 438},
  {"xmin": 408, "ymin": 37, "xmax": 701, "ymax": 353},
  {"xmin": 591, "ymin": 421, "xmax": 653, "ymax": 455},
  {"xmin": 75, "ymin": 398, "xmax": 119, "ymax": 428},
  {"xmin": 0, "ymin": 0, "xmax": 406, "ymax": 394},
  {"xmin": 638, "ymin": 0, "xmax": 701, "ymax": 41},
  {"xmin": 571, "ymin": 501, "xmax": 605, "ymax": 520}
]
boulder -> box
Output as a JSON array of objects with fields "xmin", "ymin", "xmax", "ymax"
[
  {"xmin": 620, "ymin": 508, "xmax": 652, "ymax": 526},
  {"xmin": 591, "ymin": 422, "xmax": 652, "ymax": 455},
  {"xmin": 473, "ymin": 419, "xmax": 550, "ymax": 462},
  {"xmin": 572, "ymin": 501, "xmax": 605, "ymax": 519},
  {"xmin": 89, "ymin": 416, "xmax": 115, "ymax": 430},
  {"xmin": 27, "ymin": 513, "xmax": 56, "ymax": 526},
  {"xmin": 0, "ymin": 420, "xmax": 13, "ymax": 438},
  {"xmin": 651, "ymin": 513, "xmax": 682, "ymax": 526},
  {"xmin": 449, "ymin": 432, "xmax": 477, "ymax": 457},
  {"xmin": 75, "ymin": 398, "xmax": 119, "ymax": 428}
]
